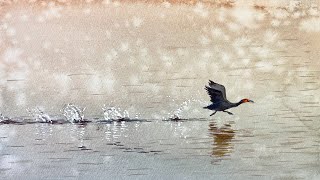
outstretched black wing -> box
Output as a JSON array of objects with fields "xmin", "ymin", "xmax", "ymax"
[
  {"xmin": 205, "ymin": 80, "xmax": 228, "ymax": 103},
  {"xmin": 208, "ymin": 80, "xmax": 227, "ymax": 100}
]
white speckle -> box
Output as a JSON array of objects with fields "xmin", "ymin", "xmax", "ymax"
[
  {"xmin": 6, "ymin": 28, "xmax": 16, "ymax": 37},
  {"xmin": 264, "ymin": 30, "xmax": 278, "ymax": 43},
  {"xmin": 129, "ymin": 75, "xmax": 140, "ymax": 85},
  {"xmin": 162, "ymin": 2, "xmax": 171, "ymax": 8},
  {"xmin": 106, "ymin": 30, "xmax": 112, "ymax": 39},
  {"xmin": 42, "ymin": 41, "xmax": 51, "ymax": 49},
  {"xmin": 211, "ymin": 28, "xmax": 230, "ymax": 41},
  {"xmin": 292, "ymin": 11, "xmax": 301, "ymax": 19},
  {"xmin": 244, "ymin": 81, "xmax": 254, "ymax": 90},
  {"xmin": 243, "ymin": 69, "xmax": 252, "ymax": 77},
  {"xmin": 211, "ymin": 28, "xmax": 223, "ymax": 38},
  {"xmin": 2, "ymin": 48, "xmax": 23, "ymax": 63},
  {"xmin": 7, "ymin": 67, "xmax": 28, "ymax": 82},
  {"xmin": 202, "ymin": 50, "xmax": 213, "ymax": 59},
  {"xmin": 308, "ymin": 7, "xmax": 319, "ymax": 16},
  {"xmin": 38, "ymin": 3, "xmax": 62, "ymax": 20},
  {"xmin": 255, "ymin": 12, "xmax": 265, "ymax": 21},
  {"xmin": 124, "ymin": 20, "xmax": 130, "ymax": 27},
  {"xmin": 102, "ymin": 0, "xmax": 111, "ymax": 5},
  {"xmin": 54, "ymin": 48, "xmax": 61, "ymax": 53},
  {"xmin": 271, "ymin": 19, "xmax": 281, "ymax": 27},
  {"xmin": 176, "ymin": 48, "xmax": 188, "ymax": 57},
  {"xmin": 148, "ymin": 84, "xmax": 161, "ymax": 94},
  {"xmin": 84, "ymin": 35, "xmax": 91, "ymax": 41},
  {"xmin": 283, "ymin": 20, "xmax": 291, "ymax": 26},
  {"xmin": 277, "ymin": 41, "xmax": 286, "ymax": 48},
  {"xmin": 160, "ymin": 13, "xmax": 166, "ymax": 19},
  {"xmin": 198, "ymin": 35, "xmax": 210, "ymax": 45},
  {"xmin": 83, "ymin": 8, "xmax": 91, "ymax": 15},
  {"xmin": 287, "ymin": 0, "xmax": 301, "ymax": 12},
  {"xmin": 15, "ymin": 92, "xmax": 26, "ymax": 106},
  {"xmin": 217, "ymin": 8, "xmax": 226, "ymax": 22},
  {"xmin": 37, "ymin": 16, "xmax": 45, "ymax": 23},
  {"xmin": 24, "ymin": 36, "xmax": 31, "ymax": 42},
  {"xmin": 104, "ymin": 78, "xmax": 115, "ymax": 94},
  {"xmin": 0, "ymin": 93, "xmax": 3, "ymax": 108},
  {"xmin": 139, "ymin": 48, "xmax": 148, "ymax": 57},
  {"xmin": 232, "ymin": 6, "xmax": 257, "ymax": 28},
  {"xmin": 235, "ymin": 48, "xmax": 246, "ymax": 57},
  {"xmin": 141, "ymin": 64, "xmax": 149, "ymax": 71},
  {"xmin": 272, "ymin": 9, "xmax": 289, "ymax": 19},
  {"xmin": 105, "ymin": 49, "xmax": 118, "ymax": 62},
  {"xmin": 88, "ymin": 76, "xmax": 102, "ymax": 92},
  {"xmin": 275, "ymin": 67, "xmax": 285, "ymax": 74},
  {"xmin": 53, "ymin": 73, "xmax": 70, "ymax": 94},
  {"xmin": 161, "ymin": 54, "xmax": 173, "ymax": 62},
  {"xmin": 255, "ymin": 61, "xmax": 273, "ymax": 72},
  {"xmin": 300, "ymin": 18, "xmax": 320, "ymax": 32},
  {"xmin": 132, "ymin": 16, "xmax": 143, "ymax": 28},
  {"xmin": 193, "ymin": 3, "xmax": 208, "ymax": 17},
  {"xmin": 251, "ymin": 47, "xmax": 271, "ymax": 58},
  {"xmin": 227, "ymin": 22, "xmax": 241, "ymax": 32},
  {"xmin": 233, "ymin": 37, "xmax": 251, "ymax": 47},
  {"xmin": 120, "ymin": 42, "xmax": 129, "ymax": 52},
  {"xmin": 113, "ymin": 1, "xmax": 120, "ymax": 7},
  {"xmin": 136, "ymin": 39, "xmax": 143, "ymax": 46},
  {"xmin": 85, "ymin": 0, "xmax": 95, "ymax": 3},
  {"xmin": 0, "ymin": 155, "xmax": 20, "ymax": 170},
  {"xmin": 5, "ymin": 13, "xmax": 12, "ymax": 19},
  {"xmin": 221, "ymin": 53, "xmax": 231, "ymax": 64}
]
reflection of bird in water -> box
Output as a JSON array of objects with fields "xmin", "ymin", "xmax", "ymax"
[
  {"xmin": 209, "ymin": 122, "xmax": 235, "ymax": 158},
  {"xmin": 204, "ymin": 80, "xmax": 254, "ymax": 116}
]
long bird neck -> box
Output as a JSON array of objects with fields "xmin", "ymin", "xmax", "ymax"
[{"xmin": 230, "ymin": 100, "xmax": 244, "ymax": 108}]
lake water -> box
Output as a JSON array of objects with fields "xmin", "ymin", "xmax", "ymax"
[
  {"xmin": 1, "ymin": 1, "xmax": 320, "ymax": 179},
  {"xmin": 0, "ymin": 113, "xmax": 319, "ymax": 179}
]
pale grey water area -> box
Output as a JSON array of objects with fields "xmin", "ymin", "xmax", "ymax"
[
  {"xmin": 1, "ymin": 1, "xmax": 320, "ymax": 179},
  {"xmin": 0, "ymin": 117, "xmax": 319, "ymax": 180}
]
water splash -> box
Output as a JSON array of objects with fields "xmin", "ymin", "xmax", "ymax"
[
  {"xmin": 0, "ymin": 113, "xmax": 4, "ymax": 121},
  {"xmin": 165, "ymin": 98, "xmax": 207, "ymax": 120},
  {"xmin": 0, "ymin": 113, "xmax": 9, "ymax": 122},
  {"xmin": 102, "ymin": 105, "xmax": 130, "ymax": 121},
  {"xmin": 27, "ymin": 107, "xmax": 52, "ymax": 123},
  {"xmin": 62, "ymin": 104, "xmax": 85, "ymax": 123}
]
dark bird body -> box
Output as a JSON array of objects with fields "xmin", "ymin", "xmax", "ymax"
[{"xmin": 204, "ymin": 80, "xmax": 254, "ymax": 116}]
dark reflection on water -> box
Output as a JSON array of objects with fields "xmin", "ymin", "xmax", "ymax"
[{"xmin": 209, "ymin": 122, "xmax": 235, "ymax": 161}]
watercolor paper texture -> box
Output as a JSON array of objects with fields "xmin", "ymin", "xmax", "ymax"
[{"xmin": 0, "ymin": 0, "xmax": 320, "ymax": 179}]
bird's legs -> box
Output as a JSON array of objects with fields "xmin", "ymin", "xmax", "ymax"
[
  {"xmin": 223, "ymin": 110, "xmax": 233, "ymax": 115},
  {"xmin": 210, "ymin": 111, "xmax": 217, "ymax": 116}
]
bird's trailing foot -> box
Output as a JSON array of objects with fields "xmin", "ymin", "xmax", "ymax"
[
  {"xmin": 223, "ymin": 111, "xmax": 233, "ymax": 115},
  {"xmin": 210, "ymin": 111, "xmax": 217, "ymax": 116}
]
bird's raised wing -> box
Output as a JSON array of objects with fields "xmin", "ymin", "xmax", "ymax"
[
  {"xmin": 208, "ymin": 80, "xmax": 227, "ymax": 100},
  {"xmin": 205, "ymin": 86, "xmax": 225, "ymax": 103}
]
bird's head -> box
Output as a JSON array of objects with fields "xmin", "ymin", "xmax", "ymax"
[{"xmin": 241, "ymin": 98, "xmax": 254, "ymax": 103}]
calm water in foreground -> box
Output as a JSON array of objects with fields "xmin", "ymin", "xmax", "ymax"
[{"xmin": 0, "ymin": 117, "xmax": 319, "ymax": 180}]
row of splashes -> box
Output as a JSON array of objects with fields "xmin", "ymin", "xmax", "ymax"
[
  {"xmin": 0, "ymin": 98, "xmax": 206, "ymax": 124},
  {"xmin": 0, "ymin": 104, "xmax": 139, "ymax": 124}
]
